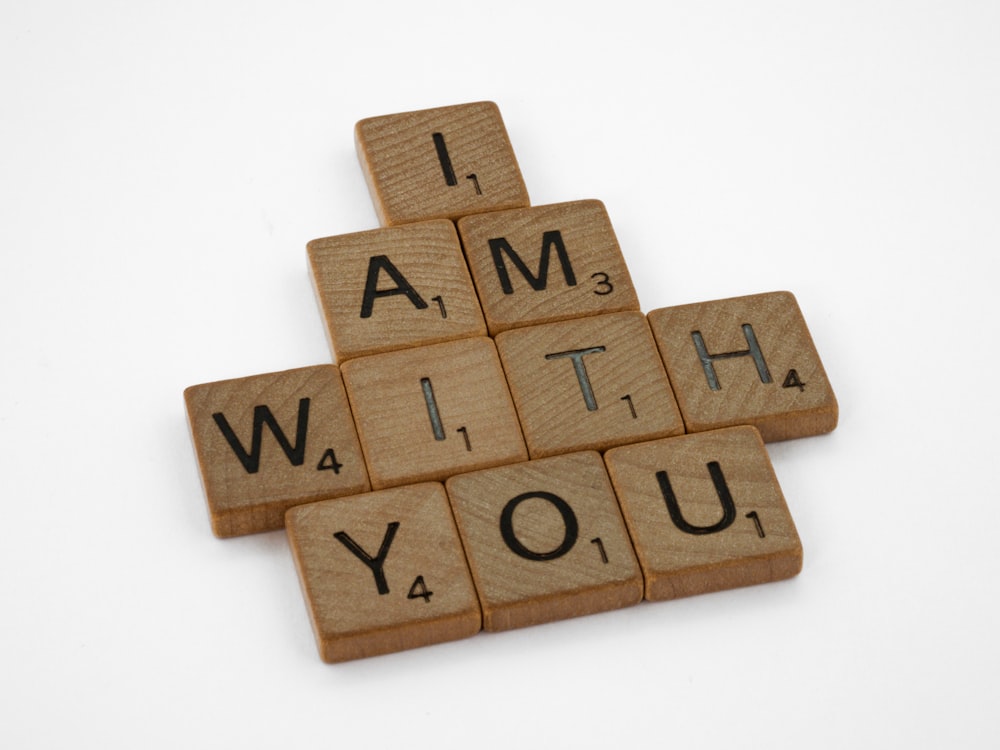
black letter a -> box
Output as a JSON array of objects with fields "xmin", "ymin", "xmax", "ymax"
[
  {"xmin": 360, "ymin": 255, "xmax": 428, "ymax": 318},
  {"xmin": 212, "ymin": 398, "xmax": 310, "ymax": 474}
]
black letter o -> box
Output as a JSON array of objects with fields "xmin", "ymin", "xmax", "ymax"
[{"xmin": 499, "ymin": 491, "xmax": 579, "ymax": 561}]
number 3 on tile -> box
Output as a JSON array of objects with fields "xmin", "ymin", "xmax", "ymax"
[{"xmin": 591, "ymin": 272, "xmax": 613, "ymax": 295}]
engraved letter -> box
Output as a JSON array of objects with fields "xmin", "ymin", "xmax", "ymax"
[
  {"xmin": 212, "ymin": 398, "xmax": 310, "ymax": 474},
  {"xmin": 690, "ymin": 324, "xmax": 772, "ymax": 391},
  {"xmin": 334, "ymin": 522, "xmax": 400, "ymax": 595},
  {"xmin": 656, "ymin": 462, "xmax": 737, "ymax": 535},
  {"xmin": 360, "ymin": 255, "xmax": 428, "ymax": 318},
  {"xmin": 420, "ymin": 377, "xmax": 446, "ymax": 441},
  {"xmin": 488, "ymin": 231, "xmax": 578, "ymax": 294},
  {"xmin": 432, "ymin": 132, "xmax": 458, "ymax": 186},
  {"xmin": 545, "ymin": 346, "xmax": 607, "ymax": 411},
  {"xmin": 500, "ymin": 492, "xmax": 579, "ymax": 561}
]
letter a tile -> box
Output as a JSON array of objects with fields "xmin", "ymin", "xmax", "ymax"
[
  {"xmin": 446, "ymin": 452, "xmax": 643, "ymax": 631},
  {"xmin": 341, "ymin": 338, "xmax": 528, "ymax": 489},
  {"xmin": 183, "ymin": 365, "xmax": 370, "ymax": 538},
  {"xmin": 356, "ymin": 101, "xmax": 530, "ymax": 226},
  {"xmin": 286, "ymin": 483, "xmax": 482, "ymax": 662},
  {"xmin": 604, "ymin": 426, "xmax": 802, "ymax": 601},
  {"xmin": 456, "ymin": 200, "xmax": 640, "ymax": 335},
  {"xmin": 647, "ymin": 291, "xmax": 839, "ymax": 441},
  {"xmin": 308, "ymin": 220, "xmax": 486, "ymax": 362},
  {"xmin": 495, "ymin": 312, "xmax": 685, "ymax": 458}
]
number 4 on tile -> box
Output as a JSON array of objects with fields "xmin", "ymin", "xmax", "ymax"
[
  {"xmin": 782, "ymin": 369, "xmax": 806, "ymax": 392},
  {"xmin": 317, "ymin": 448, "xmax": 343, "ymax": 473},
  {"xmin": 407, "ymin": 576, "xmax": 433, "ymax": 602}
]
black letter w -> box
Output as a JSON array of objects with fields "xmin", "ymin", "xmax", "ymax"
[{"xmin": 212, "ymin": 398, "xmax": 310, "ymax": 474}]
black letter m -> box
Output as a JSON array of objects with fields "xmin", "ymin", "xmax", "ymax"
[
  {"xmin": 488, "ymin": 230, "xmax": 578, "ymax": 294},
  {"xmin": 212, "ymin": 398, "xmax": 310, "ymax": 474}
]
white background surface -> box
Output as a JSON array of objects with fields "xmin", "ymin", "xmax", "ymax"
[{"xmin": 3, "ymin": 2, "xmax": 998, "ymax": 747}]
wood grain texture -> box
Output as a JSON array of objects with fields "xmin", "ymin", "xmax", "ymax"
[
  {"xmin": 183, "ymin": 365, "xmax": 370, "ymax": 538},
  {"xmin": 356, "ymin": 101, "xmax": 530, "ymax": 226},
  {"xmin": 285, "ymin": 483, "xmax": 482, "ymax": 663},
  {"xmin": 604, "ymin": 426, "xmax": 802, "ymax": 600},
  {"xmin": 647, "ymin": 291, "xmax": 838, "ymax": 441},
  {"xmin": 494, "ymin": 311, "xmax": 685, "ymax": 458},
  {"xmin": 307, "ymin": 220, "xmax": 486, "ymax": 362},
  {"xmin": 455, "ymin": 200, "xmax": 640, "ymax": 334},
  {"xmin": 445, "ymin": 451, "xmax": 642, "ymax": 631},
  {"xmin": 340, "ymin": 337, "xmax": 528, "ymax": 489}
]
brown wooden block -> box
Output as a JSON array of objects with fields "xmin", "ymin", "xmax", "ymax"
[
  {"xmin": 647, "ymin": 291, "xmax": 838, "ymax": 441},
  {"xmin": 604, "ymin": 426, "xmax": 803, "ymax": 601},
  {"xmin": 445, "ymin": 451, "xmax": 643, "ymax": 632},
  {"xmin": 341, "ymin": 338, "xmax": 528, "ymax": 489},
  {"xmin": 494, "ymin": 312, "xmax": 685, "ymax": 458},
  {"xmin": 355, "ymin": 101, "xmax": 530, "ymax": 226},
  {"xmin": 456, "ymin": 200, "xmax": 640, "ymax": 335},
  {"xmin": 285, "ymin": 482, "xmax": 482, "ymax": 663},
  {"xmin": 307, "ymin": 220, "xmax": 487, "ymax": 362},
  {"xmin": 183, "ymin": 365, "xmax": 370, "ymax": 538}
]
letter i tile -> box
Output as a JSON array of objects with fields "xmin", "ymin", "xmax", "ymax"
[
  {"xmin": 285, "ymin": 483, "xmax": 482, "ymax": 663},
  {"xmin": 446, "ymin": 452, "xmax": 643, "ymax": 632},
  {"xmin": 340, "ymin": 338, "xmax": 528, "ymax": 489},
  {"xmin": 183, "ymin": 365, "xmax": 370, "ymax": 538},
  {"xmin": 355, "ymin": 101, "xmax": 530, "ymax": 226},
  {"xmin": 603, "ymin": 426, "xmax": 802, "ymax": 601},
  {"xmin": 647, "ymin": 291, "xmax": 838, "ymax": 441}
]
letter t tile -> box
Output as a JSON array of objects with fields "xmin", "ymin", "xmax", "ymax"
[{"xmin": 494, "ymin": 312, "xmax": 685, "ymax": 458}]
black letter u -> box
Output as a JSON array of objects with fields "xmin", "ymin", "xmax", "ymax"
[{"xmin": 656, "ymin": 462, "xmax": 736, "ymax": 535}]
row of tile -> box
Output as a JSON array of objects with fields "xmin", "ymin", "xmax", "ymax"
[
  {"xmin": 184, "ymin": 293, "xmax": 836, "ymax": 538},
  {"xmin": 308, "ymin": 200, "xmax": 638, "ymax": 361},
  {"xmin": 286, "ymin": 425, "xmax": 802, "ymax": 662}
]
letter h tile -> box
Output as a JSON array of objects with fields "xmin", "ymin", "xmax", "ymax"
[{"xmin": 648, "ymin": 291, "xmax": 838, "ymax": 441}]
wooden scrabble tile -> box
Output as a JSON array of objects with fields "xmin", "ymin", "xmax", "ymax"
[
  {"xmin": 445, "ymin": 451, "xmax": 642, "ymax": 631},
  {"xmin": 340, "ymin": 338, "xmax": 528, "ymax": 489},
  {"xmin": 494, "ymin": 312, "xmax": 685, "ymax": 458},
  {"xmin": 356, "ymin": 101, "xmax": 530, "ymax": 226},
  {"xmin": 647, "ymin": 291, "xmax": 838, "ymax": 441},
  {"xmin": 307, "ymin": 220, "xmax": 487, "ymax": 362},
  {"xmin": 183, "ymin": 365, "xmax": 370, "ymax": 538},
  {"xmin": 286, "ymin": 482, "xmax": 482, "ymax": 663},
  {"xmin": 604, "ymin": 426, "xmax": 803, "ymax": 601},
  {"xmin": 456, "ymin": 200, "xmax": 640, "ymax": 335}
]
